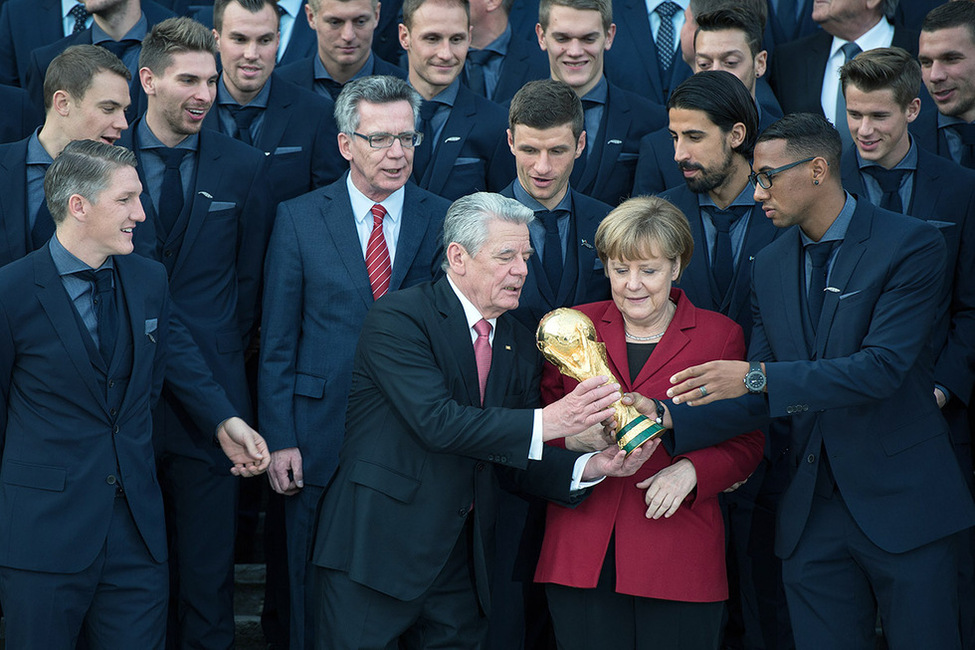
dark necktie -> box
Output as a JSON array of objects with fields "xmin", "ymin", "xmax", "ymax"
[
  {"xmin": 69, "ymin": 3, "xmax": 90, "ymax": 34},
  {"xmin": 73, "ymin": 267, "xmax": 117, "ymax": 363},
  {"xmin": 156, "ymin": 147, "xmax": 189, "ymax": 235},
  {"xmin": 951, "ymin": 123, "xmax": 975, "ymax": 168},
  {"xmin": 863, "ymin": 167, "xmax": 909, "ymax": 213},
  {"xmin": 835, "ymin": 42, "xmax": 862, "ymax": 151},
  {"xmin": 99, "ymin": 39, "xmax": 140, "ymax": 62},
  {"xmin": 413, "ymin": 100, "xmax": 439, "ymax": 179},
  {"xmin": 227, "ymin": 105, "xmax": 262, "ymax": 146},
  {"xmin": 317, "ymin": 78, "xmax": 344, "ymax": 101},
  {"xmin": 465, "ymin": 49, "xmax": 495, "ymax": 98},
  {"xmin": 709, "ymin": 205, "xmax": 748, "ymax": 299},
  {"xmin": 473, "ymin": 318, "xmax": 492, "ymax": 405},
  {"xmin": 535, "ymin": 210, "xmax": 564, "ymax": 293},
  {"xmin": 654, "ymin": 2, "xmax": 682, "ymax": 74},
  {"xmin": 806, "ymin": 240, "xmax": 835, "ymax": 331},
  {"xmin": 31, "ymin": 164, "xmax": 54, "ymax": 250},
  {"xmin": 366, "ymin": 204, "xmax": 391, "ymax": 299}
]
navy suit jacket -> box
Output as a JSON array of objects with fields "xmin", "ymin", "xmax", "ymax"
[
  {"xmin": 0, "ymin": 247, "xmax": 234, "ymax": 573},
  {"xmin": 259, "ymin": 174, "xmax": 449, "ymax": 486},
  {"xmin": 203, "ymin": 74, "xmax": 343, "ymax": 203},
  {"xmin": 669, "ymin": 201, "xmax": 975, "ymax": 558},
  {"xmin": 769, "ymin": 26, "xmax": 919, "ymax": 117},
  {"xmin": 310, "ymin": 277, "xmax": 586, "ymax": 613},
  {"xmin": 275, "ymin": 54, "xmax": 407, "ymax": 94},
  {"xmin": 604, "ymin": 0, "xmax": 693, "ymax": 106},
  {"xmin": 0, "ymin": 137, "xmax": 37, "ymax": 267},
  {"xmin": 412, "ymin": 85, "xmax": 514, "ymax": 201},
  {"xmin": 908, "ymin": 93, "xmax": 970, "ymax": 168},
  {"xmin": 633, "ymin": 97, "xmax": 781, "ymax": 197},
  {"xmin": 840, "ymin": 146, "xmax": 975, "ymax": 444},
  {"xmin": 22, "ymin": 2, "xmax": 176, "ymax": 119},
  {"xmin": 574, "ymin": 81, "xmax": 666, "ymax": 206},
  {"xmin": 0, "ymin": 85, "xmax": 41, "ymax": 144},
  {"xmin": 120, "ymin": 119, "xmax": 272, "ymax": 464},
  {"xmin": 660, "ymin": 183, "xmax": 782, "ymax": 344},
  {"xmin": 0, "ymin": 0, "xmax": 64, "ymax": 87},
  {"xmin": 484, "ymin": 27, "xmax": 551, "ymax": 105},
  {"xmin": 499, "ymin": 182, "xmax": 612, "ymax": 332}
]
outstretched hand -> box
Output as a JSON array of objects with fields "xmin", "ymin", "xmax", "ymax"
[
  {"xmin": 581, "ymin": 437, "xmax": 661, "ymax": 481},
  {"xmin": 217, "ymin": 416, "xmax": 270, "ymax": 477},
  {"xmin": 666, "ymin": 360, "xmax": 750, "ymax": 406}
]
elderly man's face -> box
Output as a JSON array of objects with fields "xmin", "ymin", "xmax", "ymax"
[
  {"xmin": 453, "ymin": 218, "xmax": 532, "ymax": 320},
  {"xmin": 338, "ymin": 99, "xmax": 416, "ymax": 201}
]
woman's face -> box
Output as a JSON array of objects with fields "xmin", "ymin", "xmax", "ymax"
[{"xmin": 607, "ymin": 244, "xmax": 680, "ymax": 330}]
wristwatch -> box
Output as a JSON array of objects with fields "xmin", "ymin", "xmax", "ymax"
[{"xmin": 743, "ymin": 361, "xmax": 766, "ymax": 394}]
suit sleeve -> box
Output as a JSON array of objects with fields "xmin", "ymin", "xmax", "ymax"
[
  {"xmin": 234, "ymin": 154, "xmax": 274, "ymax": 346},
  {"xmin": 257, "ymin": 202, "xmax": 303, "ymax": 451},
  {"xmin": 0, "ymin": 291, "xmax": 14, "ymax": 456},
  {"xmin": 763, "ymin": 221, "xmax": 947, "ymax": 416}
]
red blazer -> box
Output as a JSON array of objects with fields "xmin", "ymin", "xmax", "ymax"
[{"xmin": 534, "ymin": 289, "xmax": 764, "ymax": 602}]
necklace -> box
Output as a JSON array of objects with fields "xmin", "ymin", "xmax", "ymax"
[{"xmin": 625, "ymin": 330, "xmax": 664, "ymax": 342}]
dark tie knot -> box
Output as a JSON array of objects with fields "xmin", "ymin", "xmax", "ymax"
[
  {"xmin": 73, "ymin": 268, "xmax": 114, "ymax": 297},
  {"xmin": 100, "ymin": 39, "xmax": 139, "ymax": 60},
  {"xmin": 839, "ymin": 41, "xmax": 862, "ymax": 62},
  {"xmin": 805, "ymin": 241, "xmax": 835, "ymax": 269},
  {"xmin": 953, "ymin": 122, "xmax": 975, "ymax": 145},
  {"xmin": 228, "ymin": 104, "xmax": 262, "ymax": 130},
  {"xmin": 709, "ymin": 206, "xmax": 747, "ymax": 232},
  {"xmin": 655, "ymin": 1, "xmax": 682, "ymax": 19},
  {"xmin": 534, "ymin": 210, "xmax": 564, "ymax": 234},
  {"xmin": 467, "ymin": 49, "xmax": 495, "ymax": 66},
  {"xmin": 157, "ymin": 147, "xmax": 189, "ymax": 170},
  {"xmin": 864, "ymin": 166, "xmax": 908, "ymax": 193},
  {"xmin": 419, "ymin": 100, "xmax": 439, "ymax": 122}
]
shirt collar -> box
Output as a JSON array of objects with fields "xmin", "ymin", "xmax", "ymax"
[
  {"xmin": 422, "ymin": 77, "xmax": 461, "ymax": 108},
  {"xmin": 856, "ymin": 135, "xmax": 918, "ymax": 172},
  {"xmin": 50, "ymin": 232, "xmax": 115, "ymax": 276},
  {"xmin": 276, "ymin": 0, "xmax": 302, "ymax": 17},
  {"xmin": 698, "ymin": 182, "xmax": 755, "ymax": 210},
  {"xmin": 62, "ymin": 0, "xmax": 84, "ymax": 18},
  {"xmin": 26, "ymin": 129, "xmax": 54, "ymax": 166},
  {"xmin": 138, "ymin": 118, "xmax": 200, "ymax": 152},
  {"xmin": 446, "ymin": 274, "xmax": 499, "ymax": 333},
  {"xmin": 315, "ymin": 51, "xmax": 375, "ymax": 82},
  {"xmin": 645, "ymin": 0, "xmax": 690, "ymax": 12},
  {"xmin": 828, "ymin": 18, "xmax": 893, "ymax": 60},
  {"xmin": 91, "ymin": 12, "xmax": 148, "ymax": 44},
  {"xmin": 581, "ymin": 75, "xmax": 608, "ymax": 106},
  {"xmin": 480, "ymin": 22, "xmax": 512, "ymax": 57},
  {"xmin": 938, "ymin": 111, "xmax": 970, "ymax": 129},
  {"xmin": 800, "ymin": 192, "xmax": 857, "ymax": 247},
  {"xmin": 218, "ymin": 74, "xmax": 272, "ymax": 108},
  {"xmin": 346, "ymin": 173, "xmax": 405, "ymax": 228},
  {"xmin": 513, "ymin": 179, "xmax": 573, "ymax": 214}
]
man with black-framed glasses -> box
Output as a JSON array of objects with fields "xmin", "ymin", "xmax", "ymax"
[
  {"xmin": 661, "ymin": 111, "xmax": 975, "ymax": 650},
  {"xmin": 259, "ymin": 74, "xmax": 450, "ymax": 650}
]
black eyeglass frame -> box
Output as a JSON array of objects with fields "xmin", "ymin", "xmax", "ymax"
[
  {"xmin": 352, "ymin": 131, "xmax": 424, "ymax": 149},
  {"xmin": 748, "ymin": 157, "xmax": 817, "ymax": 189}
]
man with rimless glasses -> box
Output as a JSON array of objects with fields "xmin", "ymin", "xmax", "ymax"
[
  {"xmin": 659, "ymin": 112, "xmax": 975, "ymax": 649},
  {"xmin": 259, "ymin": 74, "xmax": 450, "ymax": 650}
]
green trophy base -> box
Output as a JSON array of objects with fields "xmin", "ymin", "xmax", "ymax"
[{"xmin": 616, "ymin": 414, "xmax": 666, "ymax": 456}]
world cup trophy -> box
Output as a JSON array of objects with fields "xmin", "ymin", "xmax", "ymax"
[{"xmin": 536, "ymin": 308, "xmax": 664, "ymax": 455}]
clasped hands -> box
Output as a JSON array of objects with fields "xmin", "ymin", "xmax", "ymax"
[{"xmin": 216, "ymin": 416, "xmax": 270, "ymax": 478}]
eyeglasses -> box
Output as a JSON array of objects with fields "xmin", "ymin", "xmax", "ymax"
[
  {"xmin": 352, "ymin": 131, "xmax": 424, "ymax": 149},
  {"xmin": 748, "ymin": 157, "xmax": 816, "ymax": 189}
]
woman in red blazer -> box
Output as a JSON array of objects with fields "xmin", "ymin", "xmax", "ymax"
[{"xmin": 535, "ymin": 196, "xmax": 764, "ymax": 650}]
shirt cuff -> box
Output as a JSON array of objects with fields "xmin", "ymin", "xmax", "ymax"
[
  {"xmin": 571, "ymin": 452, "xmax": 605, "ymax": 491},
  {"xmin": 529, "ymin": 409, "xmax": 544, "ymax": 460}
]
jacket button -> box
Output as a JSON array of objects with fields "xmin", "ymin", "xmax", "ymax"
[
  {"xmin": 108, "ymin": 380, "xmax": 115, "ymax": 388},
  {"xmin": 113, "ymin": 424, "xmax": 120, "ymax": 434},
  {"xmin": 786, "ymin": 406, "xmax": 794, "ymax": 414},
  {"xmin": 110, "ymin": 408, "xmax": 117, "ymax": 417},
  {"xmin": 164, "ymin": 250, "xmax": 173, "ymax": 258},
  {"xmin": 475, "ymin": 463, "xmax": 485, "ymax": 472},
  {"xmin": 457, "ymin": 506, "xmax": 468, "ymax": 517},
  {"xmin": 106, "ymin": 475, "xmax": 117, "ymax": 485},
  {"xmin": 807, "ymin": 454, "xmax": 815, "ymax": 464},
  {"xmin": 802, "ymin": 405, "xmax": 809, "ymax": 412},
  {"xmin": 487, "ymin": 455, "xmax": 495, "ymax": 462},
  {"xmin": 500, "ymin": 455, "xmax": 508, "ymax": 463}
]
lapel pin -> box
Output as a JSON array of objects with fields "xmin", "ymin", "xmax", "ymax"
[
  {"xmin": 607, "ymin": 139, "xmax": 622, "ymax": 145},
  {"xmin": 748, "ymin": 255, "xmax": 755, "ymax": 261},
  {"xmin": 505, "ymin": 345, "xmax": 511, "ymax": 351},
  {"xmin": 580, "ymin": 239, "xmax": 594, "ymax": 249},
  {"xmin": 445, "ymin": 136, "xmax": 461, "ymax": 143},
  {"xmin": 198, "ymin": 191, "xmax": 213, "ymax": 199},
  {"xmin": 825, "ymin": 287, "xmax": 840, "ymax": 293}
]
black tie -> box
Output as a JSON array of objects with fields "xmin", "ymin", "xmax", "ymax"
[
  {"xmin": 806, "ymin": 241, "xmax": 835, "ymax": 331},
  {"xmin": 708, "ymin": 205, "xmax": 748, "ymax": 299},
  {"xmin": 31, "ymin": 164, "xmax": 54, "ymax": 250},
  {"xmin": 156, "ymin": 147, "xmax": 188, "ymax": 235},
  {"xmin": 99, "ymin": 39, "xmax": 140, "ymax": 62},
  {"xmin": 69, "ymin": 3, "xmax": 90, "ymax": 34},
  {"xmin": 535, "ymin": 210, "xmax": 564, "ymax": 293},
  {"xmin": 227, "ymin": 105, "xmax": 262, "ymax": 146},
  {"xmin": 74, "ymin": 267, "xmax": 117, "ymax": 363},
  {"xmin": 465, "ymin": 49, "xmax": 494, "ymax": 97},
  {"xmin": 835, "ymin": 42, "xmax": 862, "ymax": 151},
  {"xmin": 952, "ymin": 123, "xmax": 975, "ymax": 168},
  {"xmin": 317, "ymin": 78, "xmax": 344, "ymax": 101},
  {"xmin": 863, "ymin": 167, "xmax": 909, "ymax": 213},
  {"xmin": 413, "ymin": 100, "xmax": 439, "ymax": 179}
]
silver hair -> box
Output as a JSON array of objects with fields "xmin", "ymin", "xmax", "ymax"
[
  {"xmin": 45, "ymin": 140, "xmax": 138, "ymax": 224},
  {"xmin": 442, "ymin": 192, "xmax": 534, "ymax": 270},
  {"xmin": 333, "ymin": 75, "xmax": 422, "ymax": 134}
]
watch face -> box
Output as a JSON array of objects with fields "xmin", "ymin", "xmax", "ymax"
[{"xmin": 745, "ymin": 370, "xmax": 766, "ymax": 392}]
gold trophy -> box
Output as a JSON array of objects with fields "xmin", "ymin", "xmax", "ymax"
[{"xmin": 536, "ymin": 308, "xmax": 664, "ymax": 455}]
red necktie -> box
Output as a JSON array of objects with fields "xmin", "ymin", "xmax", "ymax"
[
  {"xmin": 366, "ymin": 204, "xmax": 391, "ymax": 299},
  {"xmin": 473, "ymin": 319, "xmax": 492, "ymax": 405}
]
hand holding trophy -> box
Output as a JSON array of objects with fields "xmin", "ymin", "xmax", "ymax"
[{"xmin": 537, "ymin": 308, "xmax": 665, "ymax": 455}]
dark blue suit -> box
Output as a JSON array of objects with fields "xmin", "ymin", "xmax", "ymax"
[
  {"xmin": 604, "ymin": 0, "xmax": 693, "ymax": 105},
  {"xmin": 0, "ymin": 0, "xmax": 66, "ymax": 87},
  {"xmin": 204, "ymin": 74, "xmax": 343, "ymax": 203},
  {"xmin": 412, "ymin": 85, "xmax": 514, "ymax": 201},
  {"xmin": 22, "ymin": 2, "xmax": 176, "ymax": 119},
  {"xmin": 634, "ymin": 99, "xmax": 781, "ymax": 197},
  {"xmin": 670, "ymin": 201, "xmax": 975, "ymax": 648},
  {"xmin": 0, "ymin": 246, "xmax": 236, "ymax": 648},
  {"xmin": 0, "ymin": 85, "xmax": 41, "ymax": 144},
  {"xmin": 0, "ymin": 137, "xmax": 36, "ymax": 266},
  {"xmin": 275, "ymin": 54, "xmax": 407, "ymax": 95},
  {"xmin": 908, "ymin": 95, "xmax": 973, "ymax": 169},
  {"xmin": 478, "ymin": 28, "xmax": 550, "ymax": 105},
  {"xmin": 119, "ymin": 118, "xmax": 273, "ymax": 648},
  {"xmin": 259, "ymin": 174, "xmax": 448, "ymax": 649},
  {"xmin": 574, "ymin": 82, "xmax": 666, "ymax": 206}
]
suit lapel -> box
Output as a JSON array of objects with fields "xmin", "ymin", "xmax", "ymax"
[
  {"xmin": 578, "ymin": 87, "xmax": 630, "ymax": 192},
  {"xmin": 815, "ymin": 203, "xmax": 870, "ymax": 357},
  {"xmin": 112, "ymin": 257, "xmax": 147, "ymax": 420},
  {"xmin": 909, "ymin": 151, "xmax": 942, "ymax": 220},
  {"xmin": 670, "ymin": 188, "xmax": 718, "ymax": 311},
  {"xmin": 0, "ymin": 140, "xmax": 30, "ymax": 263},
  {"xmin": 483, "ymin": 315, "xmax": 517, "ymax": 407},
  {"xmin": 433, "ymin": 279, "xmax": 482, "ymax": 406},
  {"xmin": 840, "ymin": 149, "xmax": 866, "ymax": 198},
  {"xmin": 776, "ymin": 228, "xmax": 810, "ymax": 358},
  {"xmin": 389, "ymin": 185, "xmax": 429, "ymax": 290},
  {"xmin": 169, "ymin": 131, "xmax": 220, "ymax": 279},
  {"xmin": 33, "ymin": 250, "xmax": 108, "ymax": 412},
  {"xmin": 630, "ymin": 291, "xmax": 693, "ymax": 388},
  {"xmin": 422, "ymin": 91, "xmax": 476, "ymax": 193},
  {"xmin": 599, "ymin": 304, "xmax": 633, "ymax": 391},
  {"xmin": 727, "ymin": 206, "xmax": 777, "ymax": 321},
  {"xmin": 256, "ymin": 79, "xmax": 293, "ymax": 154},
  {"xmin": 619, "ymin": 0, "xmax": 661, "ymax": 100},
  {"xmin": 320, "ymin": 178, "xmax": 375, "ymax": 308}
]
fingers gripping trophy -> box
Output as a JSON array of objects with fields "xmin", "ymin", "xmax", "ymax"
[{"xmin": 537, "ymin": 308, "xmax": 664, "ymax": 455}]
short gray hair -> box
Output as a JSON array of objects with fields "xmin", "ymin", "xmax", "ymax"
[
  {"xmin": 442, "ymin": 192, "xmax": 534, "ymax": 270},
  {"xmin": 45, "ymin": 140, "xmax": 138, "ymax": 224},
  {"xmin": 334, "ymin": 75, "xmax": 422, "ymax": 133}
]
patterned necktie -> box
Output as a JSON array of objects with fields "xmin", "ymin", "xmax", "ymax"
[
  {"xmin": 228, "ymin": 105, "xmax": 262, "ymax": 146},
  {"xmin": 366, "ymin": 204, "xmax": 391, "ymax": 300},
  {"xmin": 709, "ymin": 205, "xmax": 748, "ymax": 299},
  {"xmin": 534, "ymin": 210, "xmax": 564, "ymax": 293},
  {"xmin": 806, "ymin": 240, "xmax": 836, "ymax": 331},
  {"xmin": 835, "ymin": 42, "xmax": 862, "ymax": 150},
  {"xmin": 69, "ymin": 3, "xmax": 90, "ymax": 35},
  {"xmin": 654, "ymin": 2, "xmax": 682, "ymax": 73},
  {"xmin": 73, "ymin": 267, "xmax": 117, "ymax": 363},
  {"xmin": 156, "ymin": 147, "xmax": 189, "ymax": 235},
  {"xmin": 473, "ymin": 318, "xmax": 492, "ymax": 405},
  {"xmin": 863, "ymin": 167, "xmax": 909, "ymax": 213}
]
